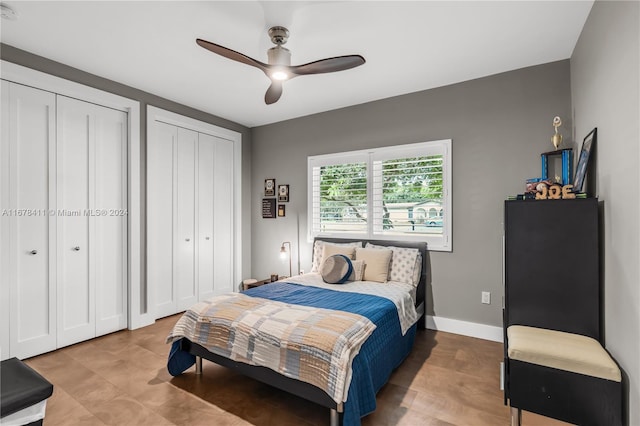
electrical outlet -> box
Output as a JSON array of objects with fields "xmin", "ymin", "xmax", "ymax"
[{"xmin": 482, "ymin": 291, "xmax": 491, "ymax": 304}]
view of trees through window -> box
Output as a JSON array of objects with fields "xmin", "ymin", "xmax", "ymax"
[
  {"xmin": 319, "ymin": 162, "xmax": 367, "ymax": 232},
  {"xmin": 318, "ymin": 155, "xmax": 444, "ymax": 235}
]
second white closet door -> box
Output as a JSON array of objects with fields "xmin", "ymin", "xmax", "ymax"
[
  {"xmin": 57, "ymin": 96, "xmax": 93, "ymax": 347},
  {"xmin": 56, "ymin": 96, "xmax": 127, "ymax": 348},
  {"xmin": 175, "ymin": 128, "xmax": 198, "ymax": 312},
  {"xmin": 148, "ymin": 122, "xmax": 176, "ymax": 318},
  {"xmin": 198, "ymin": 134, "xmax": 235, "ymax": 297},
  {"xmin": 94, "ymin": 102, "xmax": 127, "ymax": 336}
]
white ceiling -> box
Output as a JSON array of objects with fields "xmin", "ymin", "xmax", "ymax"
[{"xmin": 0, "ymin": 1, "xmax": 593, "ymax": 128}]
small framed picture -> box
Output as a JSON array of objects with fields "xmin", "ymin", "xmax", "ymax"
[
  {"xmin": 278, "ymin": 184, "xmax": 289, "ymax": 202},
  {"xmin": 264, "ymin": 178, "xmax": 275, "ymax": 197},
  {"xmin": 278, "ymin": 204, "xmax": 286, "ymax": 217},
  {"xmin": 574, "ymin": 128, "xmax": 596, "ymax": 193},
  {"xmin": 262, "ymin": 198, "xmax": 276, "ymax": 219}
]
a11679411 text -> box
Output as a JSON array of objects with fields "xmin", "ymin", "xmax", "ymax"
[{"xmin": 1, "ymin": 209, "xmax": 128, "ymax": 217}]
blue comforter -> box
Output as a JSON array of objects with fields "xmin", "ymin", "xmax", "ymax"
[{"xmin": 168, "ymin": 282, "xmax": 417, "ymax": 426}]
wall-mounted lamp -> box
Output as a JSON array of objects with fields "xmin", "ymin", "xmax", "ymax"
[{"xmin": 280, "ymin": 241, "xmax": 292, "ymax": 278}]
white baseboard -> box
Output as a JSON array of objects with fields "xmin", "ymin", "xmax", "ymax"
[{"xmin": 426, "ymin": 315, "xmax": 503, "ymax": 343}]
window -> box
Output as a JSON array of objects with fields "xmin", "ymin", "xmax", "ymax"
[{"xmin": 308, "ymin": 139, "xmax": 451, "ymax": 251}]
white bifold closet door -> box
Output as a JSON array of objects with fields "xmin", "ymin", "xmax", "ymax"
[
  {"xmin": 148, "ymin": 119, "xmax": 235, "ymax": 319},
  {"xmin": 1, "ymin": 81, "xmax": 129, "ymax": 360},
  {"xmin": 148, "ymin": 122, "xmax": 176, "ymax": 318},
  {"xmin": 200, "ymin": 134, "xmax": 235, "ymax": 297},
  {"xmin": 3, "ymin": 82, "xmax": 57, "ymax": 359},
  {"xmin": 147, "ymin": 124, "xmax": 199, "ymax": 316},
  {"xmin": 175, "ymin": 128, "xmax": 197, "ymax": 312},
  {"xmin": 56, "ymin": 95, "xmax": 127, "ymax": 348}
]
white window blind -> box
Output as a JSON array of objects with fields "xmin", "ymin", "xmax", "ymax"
[{"xmin": 308, "ymin": 140, "xmax": 451, "ymax": 251}]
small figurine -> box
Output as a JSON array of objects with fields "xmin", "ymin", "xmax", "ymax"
[{"xmin": 552, "ymin": 116, "xmax": 563, "ymax": 149}]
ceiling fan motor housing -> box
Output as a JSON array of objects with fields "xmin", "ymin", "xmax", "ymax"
[{"xmin": 267, "ymin": 45, "xmax": 291, "ymax": 66}]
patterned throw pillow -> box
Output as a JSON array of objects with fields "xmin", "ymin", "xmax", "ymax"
[
  {"xmin": 412, "ymin": 251, "xmax": 423, "ymax": 287},
  {"xmin": 320, "ymin": 254, "xmax": 353, "ymax": 284},
  {"xmin": 365, "ymin": 243, "xmax": 420, "ymax": 286},
  {"xmin": 310, "ymin": 240, "xmax": 362, "ymax": 272}
]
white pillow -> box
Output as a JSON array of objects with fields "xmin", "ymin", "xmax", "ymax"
[
  {"xmin": 321, "ymin": 244, "xmax": 356, "ymax": 268},
  {"xmin": 310, "ymin": 240, "xmax": 362, "ymax": 272},
  {"xmin": 355, "ymin": 247, "xmax": 393, "ymax": 283},
  {"xmin": 366, "ymin": 243, "xmax": 420, "ymax": 286}
]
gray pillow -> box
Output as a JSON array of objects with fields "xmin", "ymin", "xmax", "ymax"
[{"xmin": 320, "ymin": 254, "xmax": 353, "ymax": 284}]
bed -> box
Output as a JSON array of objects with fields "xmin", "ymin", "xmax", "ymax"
[{"xmin": 166, "ymin": 238, "xmax": 427, "ymax": 426}]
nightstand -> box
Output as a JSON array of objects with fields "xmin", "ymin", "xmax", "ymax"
[{"xmin": 242, "ymin": 278, "xmax": 272, "ymax": 291}]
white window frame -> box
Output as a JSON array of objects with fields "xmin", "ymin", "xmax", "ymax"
[{"xmin": 308, "ymin": 139, "xmax": 452, "ymax": 252}]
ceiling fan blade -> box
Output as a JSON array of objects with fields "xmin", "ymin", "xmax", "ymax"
[
  {"xmin": 196, "ymin": 38, "xmax": 269, "ymax": 72},
  {"xmin": 290, "ymin": 55, "xmax": 365, "ymax": 76},
  {"xmin": 265, "ymin": 81, "xmax": 283, "ymax": 105}
]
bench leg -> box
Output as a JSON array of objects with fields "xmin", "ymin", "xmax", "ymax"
[{"xmin": 510, "ymin": 406, "xmax": 521, "ymax": 426}]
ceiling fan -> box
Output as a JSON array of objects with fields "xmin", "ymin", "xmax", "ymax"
[{"xmin": 196, "ymin": 26, "xmax": 366, "ymax": 105}]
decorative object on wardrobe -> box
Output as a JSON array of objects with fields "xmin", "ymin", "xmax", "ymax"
[
  {"xmin": 196, "ymin": 26, "xmax": 365, "ymax": 104},
  {"xmin": 551, "ymin": 116, "xmax": 563, "ymax": 149},
  {"xmin": 574, "ymin": 127, "xmax": 596, "ymax": 194},
  {"xmin": 280, "ymin": 241, "xmax": 292, "ymax": 278}
]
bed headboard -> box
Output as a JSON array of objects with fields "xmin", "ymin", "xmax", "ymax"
[{"xmin": 313, "ymin": 237, "xmax": 427, "ymax": 329}]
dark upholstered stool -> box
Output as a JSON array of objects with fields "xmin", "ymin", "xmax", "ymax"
[{"xmin": 1, "ymin": 357, "xmax": 53, "ymax": 426}]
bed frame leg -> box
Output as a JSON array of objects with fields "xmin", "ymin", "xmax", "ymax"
[
  {"xmin": 329, "ymin": 408, "xmax": 339, "ymax": 426},
  {"xmin": 195, "ymin": 356, "xmax": 202, "ymax": 375},
  {"xmin": 510, "ymin": 406, "xmax": 521, "ymax": 426}
]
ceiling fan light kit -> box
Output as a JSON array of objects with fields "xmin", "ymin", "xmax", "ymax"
[{"xmin": 197, "ymin": 26, "xmax": 365, "ymax": 105}]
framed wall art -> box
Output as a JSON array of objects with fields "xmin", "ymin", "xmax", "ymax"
[
  {"xmin": 573, "ymin": 128, "xmax": 596, "ymax": 193},
  {"xmin": 278, "ymin": 204, "xmax": 286, "ymax": 217},
  {"xmin": 278, "ymin": 184, "xmax": 289, "ymax": 202},
  {"xmin": 264, "ymin": 178, "xmax": 275, "ymax": 197},
  {"xmin": 262, "ymin": 198, "xmax": 276, "ymax": 219}
]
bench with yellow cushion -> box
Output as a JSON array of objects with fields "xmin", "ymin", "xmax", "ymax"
[
  {"xmin": 507, "ymin": 325, "xmax": 621, "ymax": 381},
  {"xmin": 506, "ymin": 325, "xmax": 622, "ymax": 426}
]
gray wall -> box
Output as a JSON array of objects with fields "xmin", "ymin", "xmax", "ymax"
[
  {"xmin": 0, "ymin": 43, "xmax": 253, "ymax": 296},
  {"xmin": 570, "ymin": 2, "xmax": 639, "ymax": 424},
  {"xmin": 251, "ymin": 60, "xmax": 572, "ymax": 327}
]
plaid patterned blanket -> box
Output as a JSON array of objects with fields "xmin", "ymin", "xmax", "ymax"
[{"xmin": 166, "ymin": 293, "xmax": 376, "ymax": 403}]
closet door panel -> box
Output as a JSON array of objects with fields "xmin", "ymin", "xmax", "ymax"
[
  {"xmin": 213, "ymin": 138, "xmax": 234, "ymax": 294},
  {"xmin": 56, "ymin": 96, "xmax": 93, "ymax": 348},
  {"xmin": 175, "ymin": 128, "xmax": 197, "ymax": 311},
  {"xmin": 6, "ymin": 83, "xmax": 57, "ymax": 359},
  {"xmin": 1, "ymin": 80, "xmax": 9, "ymax": 360},
  {"xmin": 148, "ymin": 122, "xmax": 177, "ymax": 318},
  {"xmin": 197, "ymin": 134, "xmax": 215, "ymax": 299},
  {"xmin": 94, "ymin": 107, "xmax": 128, "ymax": 336}
]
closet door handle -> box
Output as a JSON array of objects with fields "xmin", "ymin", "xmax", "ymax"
[
  {"xmin": 185, "ymin": 238, "xmax": 190, "ymax": 242},
  {"xmin": 29, "ymin": 250, "xmax": 38, "ymax": 255},
  {"xmin": 73, "ymin": 246, "xmax": 81, "ymax": 251},
  {"xmin": 205, "ymin": 237, "xmax": 210, "ymax": 240}
]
